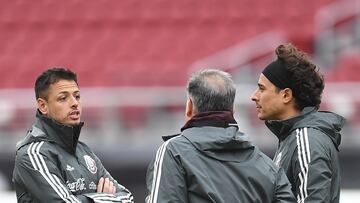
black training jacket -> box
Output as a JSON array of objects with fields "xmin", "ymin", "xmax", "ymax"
[
  {"xmin": 266, "ymin": 107, "xmax": 345, "ymax": 203},
  {"xmin": 146, "ymin": 112, "xmax": 296, "ymax": 203},
  {"xmin": 13, "ymin": 111, "xmax": 133, "ymax": 203}
]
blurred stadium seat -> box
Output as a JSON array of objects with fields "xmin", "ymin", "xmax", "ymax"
[
  {"xmin": 326, "ymin": 54, "xmax": 360, "ymax": 82},
  {"xmin": 0, "ymin": 0, "xmax": 335, "ymax": 88}
]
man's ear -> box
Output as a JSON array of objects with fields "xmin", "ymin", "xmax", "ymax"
[
  {"xmin": 37, "ymin": 98, "xmax": 48, "ymax": 115},
  {"xmin": 185, "ymin": 98, "xmax": 194, "ymax": 121},
  {"xmin": 282, "ymin": 88, "xmax": 294, "ymax": 104}
]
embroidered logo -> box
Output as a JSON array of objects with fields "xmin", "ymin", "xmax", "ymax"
[
  {"xmin": 274, "ymin": 152, "xmax": 282, "ymax": 167},
  {"xmin": 66, "ymin": 178, "xmax": 86, "ymax": 192},
  {"xmin": 84, "ymin": 155, "xmax": 97, "ymax": 174},
  {"xmin": 89, "ymin": 181, "xmax": 97, "ymax": 190},
  {"xmin": 66, "ymin": 164, "xmax": 75, "ymax": 171}
]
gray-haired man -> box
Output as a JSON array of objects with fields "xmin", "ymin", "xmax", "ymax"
[{"xmin": 146, "ymin": 69, "xmax": 295, "ymax": 203}]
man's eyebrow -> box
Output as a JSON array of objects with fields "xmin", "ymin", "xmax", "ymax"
[
  {"xmin": 57, "ymin": 91, "xmax": 69, "ymax": 95},
  {"xmin": 57, "ymin": 90, "xmax": 80, "ymax": 95}
]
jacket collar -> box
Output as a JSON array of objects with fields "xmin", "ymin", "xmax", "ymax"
[
  {"xmin": 265, "ymin": 107, "xmax": 316, "ymax": 141},
  {"xmin": 181, "ymin": 111, "xmax": 238, "ymax": 131},
  {"xmin": 163, "ymin": 111, "xmax": 238, "ymax": 141},
  {"xmin": 265, "ymin": 107, "xmax": 345, "ymax": 150},
  {"xmin": 34, "ymin": 110, "xmax": 84, "ymax": 154}
]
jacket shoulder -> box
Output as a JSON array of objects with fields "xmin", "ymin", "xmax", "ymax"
[
  {"xmin": 16, "ymin": 141, "xmax": 56, "ymax": 162},
  {"xmin": 155, "ymin": 135, "xmax": 192, "ymax": 158},
  {"xmin": 288, "ymin": 127, "xmax": 334, "ymax": 146},
  {"xmin": 165, "ymin": 135, "xmax": 192, "ymax": 150},
  {"xmin": 14, "ymin": 141, "xmax": 60, "ymax": 178},
  {"xmin": 292, "ymin": 127, "xmax": 335, "ymax": 160},
  {"xmin": 311, "ymin": 128, "xmax": 338, "ymax": 157}
]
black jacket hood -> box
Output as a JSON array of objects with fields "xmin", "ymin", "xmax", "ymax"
[
  {"xmin": 16, "ymin": 110, "xmax": 84, "ymax": 154},
  {"xmin": 265, "ymin": 107, "xmax": 345, "ymax": 150}
]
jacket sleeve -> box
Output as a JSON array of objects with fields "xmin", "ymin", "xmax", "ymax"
[
  {"xmin": 82, "ymin": 152, "xmax": 134, "ymax": 203},
  {"xmin": 273, "ymin": 168, "xmax": 296, "ymax": 203},
  {"xmin": 292, "ymin": 128, "xmax": 333, "ymax": 203},
  {"xmin": 145, "ymin": 141, "xmax": 188, "ymax": 203},
  {"xmin": 14, "ymin": 143, "xmax": 91, "ymax": 203}
]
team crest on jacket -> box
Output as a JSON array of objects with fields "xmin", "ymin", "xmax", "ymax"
[{"xmin": 84, "ymin": 155, "xmax": 97, "ymax": 174}]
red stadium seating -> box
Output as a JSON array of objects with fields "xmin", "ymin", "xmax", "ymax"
[
  {"xmin": 0, "ymin": 0, "xmax": 335, "ymax": 88},
  {"xmin": 326, "ymin": 54, "xmax": 360, "ymax": 82}
]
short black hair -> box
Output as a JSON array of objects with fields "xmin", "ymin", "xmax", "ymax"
[
  {"xmin": 187, "ymin": 69, "xmax": 236, "ymax": 113},
  {"xmin": 275, "ymin": 44, "xmax": 324, "ymax": 110},
  {"xmin": 35, "ymin": 67, "xmax": 78, "ymax": 100}
]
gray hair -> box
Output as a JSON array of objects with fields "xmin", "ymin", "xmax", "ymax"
[{"xmin": 187, "ymin": 69, "xmax": 236, "ymax": 113}]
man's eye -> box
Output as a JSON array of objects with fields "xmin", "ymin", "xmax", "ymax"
[
  {"xmin": 58, "ymin": 97, "xmax": 66, "ymax": 101},
  {"xmin": 75, "ymin": 95, "xmax": 81, "ymax": 100}
]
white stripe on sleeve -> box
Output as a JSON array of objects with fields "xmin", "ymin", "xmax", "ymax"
[
  {"xmin": 148, "ymin": 136, "xmax": 180, "ymax": 203},
  {"xmin": 87, "ymin": 193, "xmax": 134, "ymax": 203},
  {"xmin": 27, "ymin": 141, "xmax": 80, "ymax": 203},
  {"xmin": 296, "ymin": 128, "xmax": 311, "ymax": 203}
]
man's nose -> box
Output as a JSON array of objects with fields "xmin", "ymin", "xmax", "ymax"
[
  {"xmin": 250, "ymin": 91, "xmax": 258, "ymax": 101},
  {"xmin": 70, "ymin": 96, "xmax": 79, "ymax": 107}
]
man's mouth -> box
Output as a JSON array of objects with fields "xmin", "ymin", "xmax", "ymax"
[{"xmin": 69, "ymin": 111, "xmax": 80, "ymax": 120}]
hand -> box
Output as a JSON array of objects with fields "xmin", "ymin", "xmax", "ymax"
[{"xmin": 97, "ymin": 177, "xmax": 116, "ymax": 194}]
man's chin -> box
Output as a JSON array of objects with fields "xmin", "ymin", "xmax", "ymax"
[
  {"xmin": 257, "ymin": 114, "xmax": 267, "ymax": 121},
  {"xmin": 66, "ymin": 120, "xmax": 81, "ymax": 126}
]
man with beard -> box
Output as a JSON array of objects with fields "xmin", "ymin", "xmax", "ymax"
[
  {"xmin": 13, "ymin": 68, "xmax": 133, "ymax": 203},
  {"xmin": 251, "ymin": 44, "xmax": 345, "ymax": 203}
]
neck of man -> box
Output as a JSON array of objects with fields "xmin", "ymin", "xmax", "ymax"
[{"xmin": 278, "ymin": 106, "xmax": 302, "ymax": 121}]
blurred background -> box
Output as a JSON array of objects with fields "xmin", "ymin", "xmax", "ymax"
[{"xmin": 0, "ymin": 0, "xmax": 360, "ymax": 202}]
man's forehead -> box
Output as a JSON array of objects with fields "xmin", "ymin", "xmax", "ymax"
[
  {"xmin": 50, "ymin": 80, "xmax": 79, "ymax": 92},
  {"xmin": 259, "ymin": 74, "xmax": 275, "ymax": 87},
  {"xmin": 258, "ymin": 74, "xmax": 276, "ymax": 89}
]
